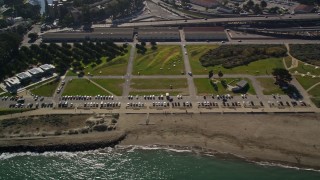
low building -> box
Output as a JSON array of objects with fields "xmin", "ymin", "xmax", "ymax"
[
  {"xmin": 232, "ymin": 80, "xmax": 248, "ymax": 92},
  {"xmin": 40, "ymin": 64, "xmax": 56, "ymax": 74},
  {"xmin": 16, "ymin": 71, "xmax": 32, "ymax": 85},
  {"xmin": 4, "ymin": 77, "xmax": 20, "ymax": 89},
  {"xmin": 294, "ymin": 4, "xmax": 315, "ymax": 14},
  {"xmin": 42, "ymin": 28, "xmax": 134, "ymax": 42},
  {"xmin": 28, "ymin": 67, "xmax": 44, "ymax": 78},
  {"xmin": 137, "ymin": 27, "xmax": 180, "ymax": 42},
  {"xmin": 184, "ymin": 27, "xmax": 228, "ymax": 41}
]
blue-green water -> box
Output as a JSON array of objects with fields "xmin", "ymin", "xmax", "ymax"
[{"xmin": 0, "ymin": 146, "xmax": 319, "ymax": 180}]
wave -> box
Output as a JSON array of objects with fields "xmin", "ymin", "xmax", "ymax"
[{"xmin": 0, "ymin": 145, "xmax": 319, "ymax": 172}]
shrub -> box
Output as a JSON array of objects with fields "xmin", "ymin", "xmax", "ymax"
[
  {"xmin": 199, "ymin": 45, "xmax": 287, "ymax": 69},
  {"xmin": 93, "ymin": 124, "xmax": 108, "ymax": 132}
]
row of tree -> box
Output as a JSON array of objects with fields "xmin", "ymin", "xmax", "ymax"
[
  {"xmin": 0, "ymin": 32, "xmax": 127, "ymax": 80},
  {"xmin": 289, "ymin": 44, "xmax": 320, "ymax": 66}
]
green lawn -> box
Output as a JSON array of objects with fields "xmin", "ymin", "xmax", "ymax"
[
  {"xmin": 194, "ymin": 78, "xmax": 256, "ymax": 95},
  {"xmin": 91, "ymin": 79, "xmax": 124, "ymax": 96},
  {"xmin": 290, "ymin": 61, "xmax": 320, "ymax": 76},
  {"xmin": 190, "ymin": 57, "xmax": 284, "ymax": 76},
  {"xmin": 31, "ymin": 80, "xmax": 59, "ymax": 97},
  {"xmin": 284, "ymin": 56, "xmax": 292, "ymax": 68},
  {"xmin": 68, "ymin": 46, "xmax": 131, "ymax": 76},
  {"xmin": 133, "ymin": 45, "xmax": 184, "ymax": 75},
  {"xmin": 256, "ymin": 78, "xmax": 285, "ymax": 95},
  {"xmin": 308, "ymin": 85, "xmax": 320, "ymax": 97},
  {"xmin": 131, "ymin": 78, "xmax": 188, "ymax": 89},
  {"xmin": 0, "ymin": 108, "xmax": 35, "ymax": 116},
  {"xmin": 295, "ymin": 75, "xmax": 320, "ymax": 90},
  {"xmin": 186, "ymin": 45, "xmax": 219, "ymax": 75},
  {"xmin": 62, "ymin": 79, "xmax": 109, "ymax": 96},
  {"xmin": 311, "ymin": 98, "xmax": 320, "ymax": 108}
]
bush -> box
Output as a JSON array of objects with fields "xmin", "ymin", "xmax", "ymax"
[
  {"xmin": 54, "ymin": 130, "xmax": 62, "ymax": 136},
  {"xmin": 290, "ymin": 44, "xmax": 320, "ymax": 66},
  {"xmin": 199, "ymin": 45, "xmax": 287, "ymax": 69},
  {"xmin": 93, "ymin": 124, "xmax": 108, "ymax": 132}
]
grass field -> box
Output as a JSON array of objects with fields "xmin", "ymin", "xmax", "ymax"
[
  {"xmin": 256, "ymin": 78, "xmax": 285, "ymax": 95},
  {"xmin": 308, "ymin": 85, "xmax": 320, "ymax": 97},
  {"xmin": 91, "ymin": 79, "xmax": 124, "ymax": 96},
  {"xmin": 31, "ymin": 80, "xmax": 59, "ymax": 97},
  {"xmin": 62, "ymin": 79, "xmax": 109, "ymax": 96},
  {"xmin": 284, "ymin": 56, "xmax": 292, "ymax": 68},
  {"xmin": 85, "ymin": 46, "xmax": 131, "ymax": 76},
  {"xmin": 0, "ymin": 108, "xmax": 35, "ymax": 116},
  {"xmin": 290, "ymin": 61, "xmax": 320, "ymax": 76},
  {"xmin": 186, "ymin": 45, "xmax": 219, "ymax": 75},
  {"xmin": 190, "ymin": 56, "xmax": 283, "ymax": 75},
  {"xmin": 131, "ymin": 78, "xmax": 188, "ymax": 89},
  {"xmin": 133, "ymin": 45, "xmax": 184, "ymax": 75},
  {"xmin": 295, "ymin": 76, "xmax": 320, "ymax": 90},
  {"xmin": 67, "ymin": 47, "xmax": 131, "ymax": 76},
  {"xmin": 311, "ymin": 98, "xmax": 320, "ymax": 108},
  {"xmin": 194, "ymin": 78, "xmax": 256, "ymax": 95}
]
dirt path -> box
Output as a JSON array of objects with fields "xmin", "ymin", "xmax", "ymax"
[{"xmin": 285, "ymin": 43, "xmax": 299, "ymax": 70}]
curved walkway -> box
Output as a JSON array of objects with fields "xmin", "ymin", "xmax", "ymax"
[
  {"xmin": 285, "ymin": 43, "xmax": 299, "ymax": 70},
  {"xmin": 307, "ymin": 82, "xmax": 320, "ymax": 92}
]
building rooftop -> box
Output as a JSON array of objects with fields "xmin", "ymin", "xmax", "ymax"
[
  {"xmin": 5, "ymin": 77, "xmax": 21, "ymax": 86},
  {"xmin": 16, "ymin": 71, "xmax": 32, "ymax": 80},
  {"xmin": 236, "ymin": 80, "xmax": 248, "ymax": 88},
  {"xmin": 28, "ymin": 67, "xmax": 44, "ymax": 75},
  {"xmin": 40, "ymin": 64, "xmax": 55, "ymax": 71}
]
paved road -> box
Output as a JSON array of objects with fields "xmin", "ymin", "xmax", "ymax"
[
  {"xmin": 122, "ymin": 42, "xmax": 137, "ymax": 96},
  {"xmin": 92, "ymin": 14, "xmax": 320, "ymax": 28}
]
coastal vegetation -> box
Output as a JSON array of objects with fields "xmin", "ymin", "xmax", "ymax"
[
  {"xmin": 198, "ymin": 58, "xmax": 284, "ymax": 76},
  {"xmin": 199, "ymin": 45, "xmax": 287, "ymax": 69},
  {"xmin": 0, "ymin": 108, "xmax": 35, "ymax": 116},
  {"xmin": 133, "ymin": 45, "xmax": 184, "ymax": 75},
  {"xmin": 289, "ymin": 44, "xmax": 320, "ymax": 66}
]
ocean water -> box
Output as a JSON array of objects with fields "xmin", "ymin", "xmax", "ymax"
[{"xmin": 0, "ymin": 146, "xmax": 319, "ymax": 180}]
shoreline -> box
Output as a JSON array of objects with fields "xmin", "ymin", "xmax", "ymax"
[{"xmin": 0, "ymin": 113, "xmax": 320, "ymax": 171}]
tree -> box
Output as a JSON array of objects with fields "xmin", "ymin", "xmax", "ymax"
[
  {"xmin": 218, "ymin": 70, "xmax": 223, "ymax": 77},
  {"xmin": 253, "ymin": 4, "xmax": 262, "ymax": 14},
  {"xmin": 208, "ymin": 70, "xmax": 214, "ymax": 79},
  {"xmin": 221, "ymin": 79, "xmax": 227, "ymax": 88},
  {"xmin": 260, "ymin": 0, "xmax": 267, "ymax": 9},
  {"xmin": 272, "ymin": 68, "xmax": 292, "ymax": 84},
  {"xmin": 246, "ymin": 0, "xmax": 254, "ymax": 9},
  {"xmin": 28, "ymin": 33, "xmax": 38, "ymax": 41}
]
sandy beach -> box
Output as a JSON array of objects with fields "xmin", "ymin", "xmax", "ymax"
[
  {"xmin": 118, "ymin": 113, "xmax": 320, "ymax": 169},
  {"xmin": 0, "ymin": 112, "xmax": 320, "ymax": 169}
]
